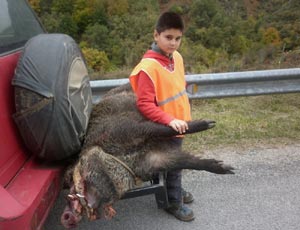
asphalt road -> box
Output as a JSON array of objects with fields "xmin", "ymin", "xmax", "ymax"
[{"xmin": 44, "ymin": 143, "xmax": 300, "ymax": 230}]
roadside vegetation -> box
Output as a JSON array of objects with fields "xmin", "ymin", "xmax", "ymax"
[
  {"xmin": 29, "ymin": 0, "xmax": 300, "ymax": 150},
  {"xmin": 29, "ymin": 0, "xmax": 300, "ymax": 76},
  {"xmin": 184, "ymin": 94, "xmax": 300, "ymax": 152}
]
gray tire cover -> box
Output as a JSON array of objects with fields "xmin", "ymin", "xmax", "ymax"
[{"xmin": 12, "ymin": 33, "xmax": 92, "ymax": 161}]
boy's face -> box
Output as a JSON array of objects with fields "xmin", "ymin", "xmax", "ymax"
[{"xmin": 154, "ymin": 28, "xmax": 182, "ymax": 56}]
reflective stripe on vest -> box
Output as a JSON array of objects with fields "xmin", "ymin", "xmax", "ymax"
[{"xmin": 157, "ymin": 89, "xmax": 187, "ymax": 106}]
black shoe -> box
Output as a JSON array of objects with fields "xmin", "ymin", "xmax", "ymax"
[
  {"xmin": 165, "ymin": 203, "xmax": 195, "ymax": 222},
  {"xmin": 182, "ymin": 189, "xmax": 194, "ymax": 204}
]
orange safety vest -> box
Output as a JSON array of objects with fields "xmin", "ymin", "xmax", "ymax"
[{"xmin": 130, "ymin": 51, "xmax": 191, "ymax": 121}]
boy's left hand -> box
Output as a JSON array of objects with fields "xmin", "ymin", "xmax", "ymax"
[{"xmin": 168, "ymin": 119, "xmax": 189, "ymax": 134}]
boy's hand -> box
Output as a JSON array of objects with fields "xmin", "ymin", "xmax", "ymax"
[{"xmin": 168, "ymin": 119, "xmax": 189, "ymax": 134}]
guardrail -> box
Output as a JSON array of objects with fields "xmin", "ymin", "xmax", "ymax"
[{"xmin": 90, "ymin": 68, "xmax": 300, "ymax": 103}]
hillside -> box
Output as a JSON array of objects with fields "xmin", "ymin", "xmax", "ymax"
[{"xmin": 30, "ymin": 0, "xmax": 300, "ymax": 78}]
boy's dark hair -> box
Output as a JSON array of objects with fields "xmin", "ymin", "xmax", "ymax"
[{"xmin": 155, "ymin": 12, "xmax": 184, "ymax": 33}]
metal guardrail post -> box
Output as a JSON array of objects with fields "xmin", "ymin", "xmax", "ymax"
[{"xmin": 90, "ymin": 68, "xmax": 300, "ymax": 103}]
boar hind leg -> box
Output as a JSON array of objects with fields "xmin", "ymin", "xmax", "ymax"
[{"xmin": 144, "ymin": 151, "xmax": 234, "ymax": 175}]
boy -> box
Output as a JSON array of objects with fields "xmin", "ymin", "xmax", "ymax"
[{"xmin": 129, "ymin": 12, "xmax": 195, "ymax": 221}]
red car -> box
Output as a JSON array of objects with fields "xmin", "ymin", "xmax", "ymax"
[{"xmin": 0, "ymin": 1, "xmax": 62, "ymax": 229}]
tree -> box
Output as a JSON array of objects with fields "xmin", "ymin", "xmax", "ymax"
[
  {"xmin": 81, "ymin": 47, "xmax": 111, "ymax": 73},
  {"xmin": 229, "ymin": 35, "xmax": 251, "ymax": 55},
  {"xmin": 189, "ymin": 0, "xmax": 220, "ymax": 28},
  {"xmin": 28, "ymin": 0, "xmax": 41, "ymax": 15},
  {"xmin": 82, "ymin": 23, "xmax": 109, "ymax": 50},
  {"xmin": 51, "ymin": 0, "xmax": 74, "ymax": 14},
  {"xmin": 262, "ymin": 27, "xmax": 281, "ymax": 46},
  {"xmin": 106, "ymin": 0, "xmax": 129, "ymax": 16}
]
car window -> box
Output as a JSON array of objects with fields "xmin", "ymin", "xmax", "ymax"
[{"xmin": 0, "ymin": 0, "xmax": 44, "ymax": 55}]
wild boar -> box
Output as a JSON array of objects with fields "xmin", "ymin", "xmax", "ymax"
[{"xmin": 61, "ymin": 83, "xmax": 234, "ymax": 228}]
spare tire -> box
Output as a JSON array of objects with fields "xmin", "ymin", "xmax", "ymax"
[{"xmin": 12, "ymin": 33, "xmax": 92, "ymax": 162}]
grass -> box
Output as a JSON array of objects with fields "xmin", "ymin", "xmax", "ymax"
[{"xmin": 183, "ymin": 93, "xmax": 300, "ymax": 153}]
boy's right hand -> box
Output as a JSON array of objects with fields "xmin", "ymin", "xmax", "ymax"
[{"xmin": 168, "ymin": 119, "xmax": 189, "ymax": 134}]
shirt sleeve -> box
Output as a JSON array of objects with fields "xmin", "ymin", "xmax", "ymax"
[{"xmin": 135, "ymin": 71, "xmax": 174, "ymax": 125}]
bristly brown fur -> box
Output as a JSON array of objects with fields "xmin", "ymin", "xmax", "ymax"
[{"xmin": 61, "ymin": 83, "xmax": 234, "ymax": 229}]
